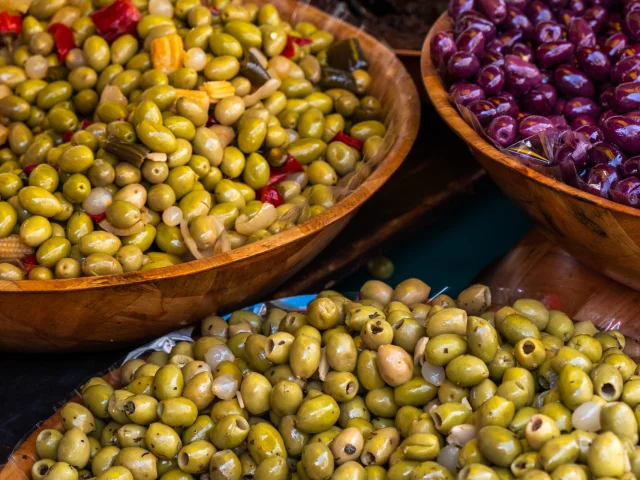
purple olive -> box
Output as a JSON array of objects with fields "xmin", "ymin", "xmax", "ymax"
[
  {"xmin": 555, "ymin": 97, "xmax": 568, "ymax": 114},
  {"xmin": 606, "ymin": 12, "xmax": 625, "ymax": 33},
  {"xmin": 601, "ymin": 114, "xmax": 640, "ymax": 154},
  {"xmin": 617, "ymin": 44, "xmax": 640, "ymax": 60},
  {"xmin": 554, "ymin": 64, "xmax": 596, "ymax": 97},
  {"xmin": 431, "ymin": 31, "xmax": 458, "ymax": 69},
  {"xmin": 449, "ymin": 0, "xmax": 476, "ymax": 20},
  {"xmin": 576, "ymin": 124, "xmax": 605, "ymax": 142},
  {"xmin": 504, "ymin": 54, "xmax": 543, "ymax": 84},
  {"xmin": 584, "ymin": 163, "xmax": 618, "ymax": 196},
  {"xmin": 511, "ymin": 42, "xmax": 535, "ymax": 63},
  {"xmin": 627, "ymin": 110, "xmax": 640, "ymax": 122},
  {"xmin": 622, "ymin": 156, "xmax": 640, "ymax": 176},
  {"xmin": 584, "ymin": 6, "xmax": 608, "ymax": 33},
  {"xmin": 535, "ymin": 41, "xmax": 576, "ymax": 69},
  {"xmin": 589, "ymin": 141, "xmax": 626, "ymax": 168},
  {"xmin": 523, "ymin": 84, "xmax": 558, "ymax": 114},
  {"xmin": 476, "ymin": 64, "xmax": 506, "ymax": 94},
  {"xmin": 457, "ymin": 27, "xmax": 487, "ymax": 56},
  {"xmin": 455, "ymin": 12, "xmax": 498, "ymax": 42},
  {"xmin": 558, "ymin": 130, "xmax": 592, "ymax": 169},
  {"xmin": 611, "ymin": 55, "xmax": 640, "ymax": 83},
  {"xmin": 544, "ymin": 0, "xmax": 569, "ymax": 10},
  {"xmin": 613, "ymin": 82, "xmax": 640, "ymax": 112},
  {"xmin": 558, "ymin": 10, "xmax": 578, "ymax": 29},
  {"xmin": 564, "ymin": 97, "xmax": 602, "ymax": 119},
  {"xmin": 505, "ymin": 70, "xmax": 533, "ymax": 95},
  {"xmin": 603, "ymin": 32, "xmax": 629, "ymax": 58},
  {"xmin": 486, "ymin": 114, "xmax": 518, "ymax": 145},
  {"xmin": 448, "ymin": 52, "xmax": 482, "ymax": 80},
  {"xmin": 626, "ymin": 10, "xmax": 640, "ymax": 41},
  {"xmin": 518, "ymin": 114, "xmax": 558, "ymax": 138},
  {"xmin": 505, "ymin": 0, "xmax": 527, "ymax": 9},
  {"xmin": 599, "ymin": 109, "xmax": 618, "ymax": 128},
  {"xmin": 571, "ymin": 114, "xmax": 598, "ymax": 128},
  {"xmin": 469, "ymin": 99, "xmax": 500, "ymax": 124},
  {"xmin": 576, "ymin": 46, "xmax": 611, "ymax": 82},
  {"xmin": 479, "ymin": 49, "xmax": 505, "ymax": 67},
  {"xmin": 526, "ymin": 1, "xmax": 554, "ymax": 25},
  {"xmin": 450, "ymin": 81, "xmax": 487, "ymax": 106},
  {"xmin": 569, "ymin": 0, "xmax": 588, "ymax": 14},
  {"xmin": 550, "ymin": 114, "xmax": 571, "ymax": 132},
  {"xmin": 478, "ymin": 0, "xmax": 508, "ymax": 24},
  {"xmin": 499, "ymin": 30, "xmax": 524, "ymax": 48},
  {"xmin": 504, "ymin": 6, "xmax": 534, "ymax": 36},
  {"xmin": 489, "ymin": 94, "xmax": 521, "ymax": 117},
  {"xmin": 624, "ymin": 0, "xmax": 640, "ymax": 16},
  {"xmin": 610, "ymin": 176, "xmax": 640, "ymax": 206},
  {"xmin": 534, "ymin": 21, "xmax": 566, "ymax": 43},
  {"xmin": 568, "ymin": 18, "xmax": 596, "ymax": 46}
]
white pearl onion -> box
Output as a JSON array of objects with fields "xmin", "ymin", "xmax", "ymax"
[
  {"xmin": 184, "ymin": 48, "xmax": 207, "ymax": 71},
  {"xmin": 149, "ymin": 0, "xmax": 173, "ymax": 17},
  {"xmin": 82, "ymin": 187, "xmax": 113, "ymax": 215},
  {"xmin": 25, "ymin": 55, "xmax": 49, "ymax": 80},
  {"xmin": 163, "ymin": 206, "xmax": 183, "ymax": 227}
]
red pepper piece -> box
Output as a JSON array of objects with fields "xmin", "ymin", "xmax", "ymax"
[
  {"xmin": 22, "ymin": 255, "xmax": 37, "ymax": 275},
  {"xmin": 266, "ymin": 154, "xmax": 304, "ymax": 187},
  {"xmin": 541, "ymin": 294, "xmax": 562, "ymax": 310},
  {"xmin": 259, "ymin": 186, "xmax": 284, "ymax": 207},
  {"xmin": 290, "ymin": 36, "xmax": 313, "ymax": 46},
  {"xmin": 90, "ymin": 0, "xmax": 142, "ymax": 43},
  {"xmin": 88, "ymin": 212, "xmax": 106, "ymax": 223},
  {"xmin": 62, "ymin": 132, "xmax": 74, "ymax": 143},
  {"xmin": 22, "ymin": 164, "xmax": 39, "ymax": 175},
  {"xmin": 0, "ymin": 12, "xmax": 21, "ymax": 34},
  {"xmin": 80, "ymin": 120, "xmax": 93, "ymax": 129},
  {"xmin": 282, "ymin": 36, "xmax": 312, "ymax": 58},
  {"xmin": 331, "ymin": 131, "xmax": 364, "ymax": 151},
  {"xmin": 48, "ymin": 23, "xmax": 75, "ymax": 62}
]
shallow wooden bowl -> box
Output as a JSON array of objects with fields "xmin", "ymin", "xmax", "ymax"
[
  {"xmin": 422, "ymin": 12, "xmax": 640, "ymax": 292},
  {"xmin": 0, "ymin": 0, "xmax": 420, "ymax": 353}
]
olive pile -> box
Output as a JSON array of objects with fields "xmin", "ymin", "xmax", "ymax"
[
  {"xmin": 24, "ymin": 278, "xmax": 640, "ymax": 480},
  {"xmin": 0, "ymin": 0, "xmax": 387, "ymax": 280}
]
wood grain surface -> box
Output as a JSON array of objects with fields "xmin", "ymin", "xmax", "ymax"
[
  {"xmin": 0, "ymin": 0, "xmax": 420, "ymax": 352},
  {"xmin": 422, "ymin": 13, "xmax": 640, "ymax": 292}
]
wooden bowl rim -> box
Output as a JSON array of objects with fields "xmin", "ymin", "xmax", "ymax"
[
  {"xmin": 421, "ymin": 12, "xmax": 640, "ymax": 220},
  {"xmin": 0, "ymin": 0, "xmax": 420, "ymax": 294}
]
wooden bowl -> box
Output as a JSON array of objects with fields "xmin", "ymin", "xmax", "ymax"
[
  {"xmin": 0, "ymin": 0, "xmax": 420, "ymax": 353},
  {"xmin": 422, "ymin": 12, "xmax": 640, "ymax": 292}
]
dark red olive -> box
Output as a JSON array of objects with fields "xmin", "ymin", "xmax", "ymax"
[
  {"xmin": 622, "ymin": 156, "xmax": 640, "ymax": 176},
  {"xmin": 449, "ymin": 0, "xmax": 477, "ymax": 20},
  {"xmin": 584, "ymin": 164, "xmax": 618, "ymax": 197},
  {"xmin": 526, "ymin": 1, "xmax": 554, "ymax": 25},
  {"xmin": 476, "ymin": 64, "xmax": 506, "ymax": 94},
  {"xmin": 505, "ymin": 70, "xmax": 533, "ymax": 95},
  {"xmin": 504, "ymin": 54, "xmax": 543, "ymax": 84},
  {"xmin": 523, "ymin": 84, "xmax": 558, "ymax": 114},
  {"xmin": 479, "ymin": 49, "xmax": 505, "ymax": 67},
  {"xmin": 589, "ymin": 141, "xmax": 626, "ymax": 168},
  {"xmin": 575, "ymin": 46, "xmax": 611, "ymax": 81},
  {"xmin": 499, "ymin": 29, "xmax": 524, "ymax": 48},
  {"xmin": 569, "ymin": 0, "xmax": 587, "ymax": 14},
  {"xmin": 468, "ymin": 99, "xmax": 500, "ymax": 124},
  {"xmin": 544, "ymin": 0, "xmax": 569, "ymax": 11},
  {"xmin": 626, "ymin": 10, "xmax": 640, "ymax": 41},
  {"xmin": 431, "ymin": 31, "xmax": 458, "ymax": 69},
  {"xmin": 457, "ymin": 27, "xmax": 487, "ymax": 56},
  {"xmin": 606, "ymin": 12, "xmax": 625, "ymax": 33},
  {"xmin": 617, "ymin": 44, "xmax": 640, "ymax": 60},
  {"xmin": 613, "ymin": 82, "xmax": 640, "ymax": 112},
  {"xmin": 486, "ymin": 114, "xmax": 518, "ymax": 145},
  {"xmin": 535, "ymin": 41, "xmax": 575, "ymax": 68},
  {"xmin": 571, "ymin": 114, "xmax": 598, "ymax": 128},
  {"xmin": 558, "ymin": 10, "xmax": 578, "ymax": 29},
  {"xmin": 568, "ymin": 17, "xmax": 596, "ymax": 46},
  {"xmin": 564, "ymin": 96, "xmax": 602, "ymax": 119},
  {"xmin": 611, "ymin": 55, "xmax": 640, "ymax": 83},
  {"xmin": 489, "ymin": 94, "xmax": 521, "ymax": 117},
  {"xmin": 505, "ymin": 0, "xmax": 527, "ymax": 9},
  {"xmin": 510, "ymin": 42, "xmax": 535, "ymax": 62},
  {"xmin": 478, "ymin": 0, "xmax": 508, "ymax": 24},
  {"xmin": 518, "ymin": 114, "xmax": 558, "ymax": 138},
  {"xmin": 599, "ymin": 109, "xmax": 618, "ymax": 128},
  {"xmin": 450, "ymin": 81, "xmax": 487, "ymax": 106},
  {"xmin": 602, "ymin": 32, "xmax": 629, "ymax": 57},
  {"xmin": 550, "ymin": 114, "xmax": 571, "ymax": 132},
  {"xmin": 610, "ymin": 176, "xmax": 640, "ymax": 206},
  {"xmin": 534, "ymin": 21, "xmax": 566, "ymax": 43},
  {"xmin": 448, "ymin": 52, "xmax": 481, "ymax": 80},
  {"xmin": 504, "ymin": 6, "xmax": 534, "ymax": 36},
  {"xmin": 554, "ymin": 64, "xmax": 596, "ymax": 97},
  {"xmin": 624, "ymin": 0, "xmax": 640, "ymax": 16},
  {"xmin": 584, "ymin": 6, "xmax": 608, "ymax": 33},
  {"xmin": 455, "ymin": 11, "xmax": 498, "ymax": 42},
  {"xmin": 601, "ymin": 114, "xmax": 640, "ymax": 154},
  {"xmin": 576, "ymin": 124, "xmax": 605, "ymax": 142}
]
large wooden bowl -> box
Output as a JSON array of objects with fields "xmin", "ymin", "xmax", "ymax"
[
  {"xmin": 0, "ymin": 0, "xmax": 420, "ymax": 352},
  {"xmin": 422, "ymin": 13, "xmax": 640, "ymax": 292}
]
